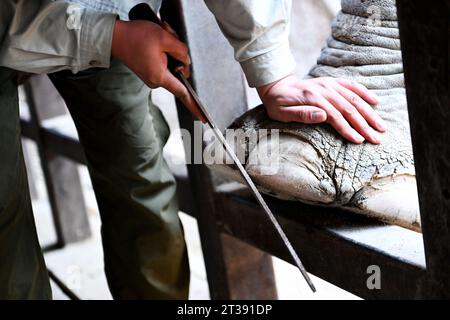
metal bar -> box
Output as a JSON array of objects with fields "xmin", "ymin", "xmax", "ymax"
[
  {"xmin": 179, "ymin": 74, "xmax": 316, "ymax": 292},
  {"xmin": 20, "ymin": 119, "xmax": 87, "ymax": 165},
  {"xmin": 175, "ymin": 101, "xmax": 232, "ymax": 299},
  {"xmin": 23, "ymin": 82, "xmax": 66, "ymax": 247},
  {"xmin": 397, "ymin": 0, "xmax": 450, "ymax": 298},
  {"xmin": 23, "ymin": 77, "xmax": 91, "ymax": 245},
  {"xmin": 21, "ymin": 118, "xmax": 196, "ymax": 217},
  {"xmin": 161, "ymin": 0, "xmax": 232, "ymax": 299},
  {"xmin": 48, "ymin": 270, "xmax": 81, "ymax": 300},
  {"xmin": 215, "ymin": 189, "xmax": 426, "ymax": 299},
  {"xmin": 221, "ymin": 234, "xmax": 278, "ymax": 299}
]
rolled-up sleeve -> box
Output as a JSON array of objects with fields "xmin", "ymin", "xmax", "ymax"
[
  {"xmin": 204, "ymin": 0, "xmax": 296, "ymax": 87},
  {"xmin": 0, "ymin": 0, "xmax": 117, "ymax": 74}
]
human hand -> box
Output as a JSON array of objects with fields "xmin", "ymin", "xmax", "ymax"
[
  {"xmin": 111, "ymin": 20, "xmax": 205, "ymax": 122},
  {"xmin": 257, "ymin": 75, "xmax": 386, "ymax": 144}
]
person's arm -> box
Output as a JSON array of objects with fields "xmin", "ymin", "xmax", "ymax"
[
  {"xmin": 0, "ymin": 0, "xmax": 385, "ymax": 141},
  {"xmin": 204, "ymin": 0, "xmax": 295, "ymax": 88},
  {"xmin": 111, "ymin": 20, "xmax": 205, "ymax": 121},
  {"xmin": 0, "ymin": 0, "xmax": 202, "ymax": 120},
  {"xmin": 0, "ymin": 0, "xmax": 117, "ymax": 74},
  {"xmin": 205, "ymin": 0, "xmax": 386, "ymax": 144}
]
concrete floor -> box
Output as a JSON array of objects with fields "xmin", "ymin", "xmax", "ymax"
[{"xmin": 23, "ymin": 0, "xmax": 360, "ymax": 300}]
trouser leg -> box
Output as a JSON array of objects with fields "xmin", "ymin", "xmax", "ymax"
[
  {"xmin": 49, "ymin": 61, "xmax": 190, "ymax": 299},
  {"xmin": 0, "ymin": 68, "xmax": 51, "ymax": 299}
]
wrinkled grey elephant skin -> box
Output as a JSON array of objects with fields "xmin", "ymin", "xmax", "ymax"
[{"xmin": 205, "ymin": 0, "xmax": 421, "ymax": 231}]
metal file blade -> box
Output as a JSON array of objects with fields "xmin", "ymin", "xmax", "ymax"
[
  {"xmin": 128, "ymin": 2, "xmax": 316, "ymax": 292},
  {"xmin": 177, "ymin": 72, "xmax": 316, "ymax": 293}
]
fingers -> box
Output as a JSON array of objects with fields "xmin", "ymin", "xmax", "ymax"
[
  {"xmin": 259, "ymin": 76, "xmax": 386, "ymax": 144},
  {"xmin": 162, "ymin": 30, "xmax": 191, "ymax": 78},
  {"xmin": 160, "ymin": 70, "xmax": 206, "ymax": 122},
  {"xmin": 319, "ymin": 78, "xmax": 386, "ymax": 143},
  {"xmin": 336, "ymin": 78, "xmax": 379, "ymax": 105},
  {"xmin": 270, "ymin": 106, "xmax": 327, "ymax": 123},
  {"xmin": 162, "ymin": 21, "xmax": 178, "ymax": 38},
  {"xmin": 335, "ymin": 85, "xmax": 386, "ymax": 132},
  {"xmin": 324, "ymin": 88, "xmax": 381, "ymax": 144},
  {"xmin": 313, "ymin": 95, "xmax": 366, "ymax": 144}
]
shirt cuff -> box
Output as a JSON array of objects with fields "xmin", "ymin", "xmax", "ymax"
[
  {"xmin": 78, "ymin": 9, "xmax": 118, "ymax": 72},
  {"xmin": 240, "ymin": 42, "xmax": 296, "ymax": 88}
]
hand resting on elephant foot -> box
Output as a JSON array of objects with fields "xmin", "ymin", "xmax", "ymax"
[{"xmin": 204, "ymin": 0, "xmax": 421, "ymax": 231}]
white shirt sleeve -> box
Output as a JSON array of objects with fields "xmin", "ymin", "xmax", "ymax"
[
  {"xmin": 204, "ymin": 0, "xmax": 296, "ymax": 87},
  {"xmin": 0, "ymin": 0, "xmax": 117, "ymax": 74}
]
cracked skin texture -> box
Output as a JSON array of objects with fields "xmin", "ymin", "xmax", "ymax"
[{"xmin": 205, "ymin": 0, "xmax": 421, "ymax": 231}]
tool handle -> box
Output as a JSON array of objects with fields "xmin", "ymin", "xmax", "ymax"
[{"xmin": 128, "ymin": 3, "xmax": 183, "ymax": 73}]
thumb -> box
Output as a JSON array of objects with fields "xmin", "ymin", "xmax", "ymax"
[
  {"xmin": 162, "ymin": 21, "xmax": 178, "ymax": 38},
  {"xmin": 163, "ymin": 32, "xmax": 191, "ymax": 78},
  {"xmin": 160, "ymin": 70, "xmax": 207, "ymax": 122}
]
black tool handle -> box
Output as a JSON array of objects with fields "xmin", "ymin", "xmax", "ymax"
[{"xmin": 128, "ymin": 3, "xmax": 183, "ymax": 73}]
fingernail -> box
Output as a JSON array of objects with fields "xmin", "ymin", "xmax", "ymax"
[
  {"xmin": 354, "ymin": 133, "xmax": 365, "ymax": 144},
  {"xmin": 312, "ymin": 111, "xmax": 324, "ymax": 122},
  {"xmin": 377, "ymin": 120, "xmax": 387, "ymax": 131},
  {"xmin": 371, "ymin": 132, "xmax": 381, "ymax": 144}
]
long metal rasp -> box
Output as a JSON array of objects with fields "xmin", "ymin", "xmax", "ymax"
[
  {"xmin": 178, "ymin": 73, "xmax": 316, "ymax": 293},
  {"xmin": 129, "ymin": 2, "xmax": 316, "ymax": 292}
]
